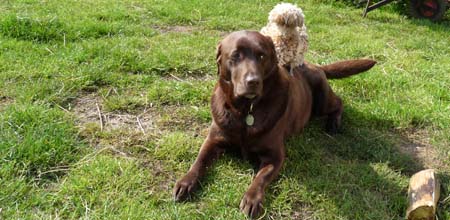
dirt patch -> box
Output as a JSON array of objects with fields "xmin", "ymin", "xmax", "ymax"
[
  {"xmin": 398, "ymin": 128, "xmax": 443, "ymax": 169},
  {"xmin": 153, "ymin": 25, "xmax": 201, "ymax": 34},
  {"xmin": 141, "ymin": 158, "xmax": 174, "ymax": 192},
  {"xmin": 71, "ymin": 92, "xmax": 209, "ymax": 140},
  {"xmin": 287, "ymin": 202, "xmax": 315, "ymax": 220},
  {"xmin": 69, "ymin": 92, "xmax": 181, "ymax": 192},
  {"xmin": 164, "ymin": 72, "xmax": 215, "ymax": 82},
  {"xmin": 0, "ymin": 96, "xmax": 14, "ymax": 110},
  {"xmin": 71, "ymin": 92, "xmax": 166, "ymax": 157},
  {"xmin": 72, "ymin": 93, "xmax": 160, "ymax": 134},
  {"xmin": 152, "ymin": 24, "xmax": 229, "ymax": 37},
  {"xmin": 157, "ymin": 105, "xmax": 209, "ymax": 135}
]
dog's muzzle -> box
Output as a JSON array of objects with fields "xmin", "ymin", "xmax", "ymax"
[{"xmin": 241, "ymin": 73, "xmax": 262, "ymax": 99}]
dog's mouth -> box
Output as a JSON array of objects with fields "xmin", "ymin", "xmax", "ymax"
[
  {"xmin": 236, "ymin": 91, "xmax": 260, "ymax": 100},
  {"xmin": 244, "ymin": 93, "xmax": 257, "ymax": 99}
]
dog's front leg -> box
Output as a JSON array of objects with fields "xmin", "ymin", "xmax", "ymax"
[
  {"xmin": 173, "ymin": 129, "xmax": 225, "ymax": 201},
  {"xmin": 240, "ymin": 148, "xmax": 284, "ymax": 218}
]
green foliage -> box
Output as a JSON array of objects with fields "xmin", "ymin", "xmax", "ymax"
[
  {"xmin": 0, "ymin": 15, "xmax": 66, "ymax": 42},
  {"xmin": 49, "ymin": 155, "xmax": 154, "ymax": 219},
  {"xmin": 0, "ymin": 104, "xmax": 86, "ymax": 217},
  {"xmin": 147, "ymin": 80, "xmax": 214, "ymax": 106},
  {"xmin": 0, "ymin": 14, "xmax": 127, "ymax": 43},
  {"xmin": 0, "ymin": 105, "xmax": 85, "ymax": 177}
]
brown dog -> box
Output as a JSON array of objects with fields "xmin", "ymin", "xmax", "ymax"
[{"xmin": 173, "ymin": 30, "xmax": 376, "ymax": 218}]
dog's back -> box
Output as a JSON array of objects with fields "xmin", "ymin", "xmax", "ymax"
[{"xmin": 281, "ymin": 66, "xmax": 313, "ymax": 136}]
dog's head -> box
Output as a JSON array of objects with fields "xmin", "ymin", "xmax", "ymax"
[{"xmin": 216, "ymin": 31, "xmax": 278, "ymax": 101}]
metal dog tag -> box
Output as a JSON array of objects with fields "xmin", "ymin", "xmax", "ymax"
[{"xmin": 245, "ymin": 114, "xmax": 254, "ymax": 126}]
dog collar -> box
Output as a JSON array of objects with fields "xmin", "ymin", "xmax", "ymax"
[{"xmin": 245, "ymin": 103, "xmax": 254, "ymax": 126}]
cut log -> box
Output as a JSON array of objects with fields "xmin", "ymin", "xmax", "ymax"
[{"xmin": 406, "ymin": 169, "xmax": 440, "ymax": 220}]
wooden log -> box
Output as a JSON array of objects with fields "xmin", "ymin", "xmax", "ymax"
[{"xmin": 406, "ymin": 169, "xmax": 440, "ymax": 220}]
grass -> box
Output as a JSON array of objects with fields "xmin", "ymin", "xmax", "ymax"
[{"xmin": 0, "ymin": 0, "xmax": 449, "ymax": 219}]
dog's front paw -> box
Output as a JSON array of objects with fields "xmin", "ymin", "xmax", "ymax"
[
  {"xmin": 239, "ymin": 190, "xmax": 264, "ymax": 219},
  {"xmin": 173, "ymin": 172, "xmax": 198, "ymax": 202}
]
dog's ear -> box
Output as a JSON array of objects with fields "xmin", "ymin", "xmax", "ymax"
[
  {"xmin": 216, "ymin": 41, "xmax": 232, "ymax": 90},
  {"xmin": 216, "ymin": 42, "xmax": 231, "ymax": 84},
  {"xmin": 264, "ymin": 36, "xmax": 278, "ymax": 64},
  {"xmin": 215, "ymin": 42, "xmax": 222, "ymax": 75}
]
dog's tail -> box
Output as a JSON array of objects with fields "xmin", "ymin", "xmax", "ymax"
[{"xmin": 320, "ymin": 59, "xmax": 376, "ymax": 79}]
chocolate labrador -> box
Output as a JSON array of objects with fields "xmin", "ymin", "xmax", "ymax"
[{"xmin": 173, "ymin": 30, "xmax": 376, "ymax": 218}]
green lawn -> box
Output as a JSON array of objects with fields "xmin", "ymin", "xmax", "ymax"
[{"xmin": 1, "ymin": 0, "xmax": 449, "ymax": 219}]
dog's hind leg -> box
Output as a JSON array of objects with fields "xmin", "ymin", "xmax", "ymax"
[
  {"xmin": 325, "ymin": 95, "xmax": 343, "ymax": 134},
  {"xmin": 314, "ymin": 74, "xmax": 343, "ymax": 134},
  {"xmin": 305, "ymin": 71, "xmax": 344, "ymax": 134}
]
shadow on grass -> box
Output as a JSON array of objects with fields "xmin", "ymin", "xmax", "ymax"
[
  {"xmin": 408, "ymin": 16, "xmax": 450, "ymax": 32},
  {"xmin": 364, "ymin": 1, "xmax": 450, "ymax": 32},
  {"xmin": 186, "ymin": 104, "xmax": 448, "ymax": 219},
  {"xmin": 265, "ymin": 105, "xmax": 449, "ymax": 219}
]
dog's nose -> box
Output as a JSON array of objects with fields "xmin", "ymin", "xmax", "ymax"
[{"xmin": 245, "ymin": 74, "xmax": 261, "ymax": 87}]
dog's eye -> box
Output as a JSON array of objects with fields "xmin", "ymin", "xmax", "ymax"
[
  {"xmin": 255, "ymin": 53, "xmax": 264, "ymax": 61},
  {"xmin": 231, "ymin": 52, "xmax": 241, "ymax": 62}
]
